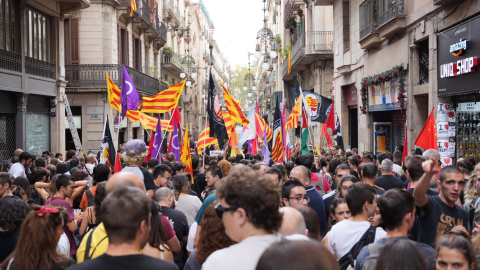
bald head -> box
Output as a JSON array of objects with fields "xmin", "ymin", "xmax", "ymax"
[
  {"xmin": 423, "ymin": 149, "xmax": 440, "ymax": 160},
  {"xmin": 279, "ymin": 207, "xmax": 307, "ymax": 236},
  {"xmin": 106, "ymin": 172, "xmax": 145, "ymax": 193},
  {"xmin": 290, "ymin": 165, "xmax": 311, "ymax": 186},
  {"xmin": 155, "ymin": 187, "xmax": 174, "ymax": 202},
  {"xmin": 14, "ymin": 149, "xmax": 23, "ymax": 157}
]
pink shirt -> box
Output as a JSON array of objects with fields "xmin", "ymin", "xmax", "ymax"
[{"xmin": 311, "ymin": 172, "xmax": 332, "ymax": 193}]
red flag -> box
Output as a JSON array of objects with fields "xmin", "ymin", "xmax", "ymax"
[
  {"xmin": 145, "ymin": 131, "xmax": 155, "ymax": 163},
  {"xmin": 402, "ymin": 125, "xmax": 408, "ymax": 162},
  {"xmin": 325, "ymin": 100, "xmax": 335, "ymax": 132},
  {"xmin": 114, "ymin": 153, "xmax": 122, "ymax": 174},
  {"xmin": 321, "ymin": 123, "xmax": 333, "ymax": 148},
  {"xmin": 414, "ymin": 108, "xmax": 438, "ymax": 150}
]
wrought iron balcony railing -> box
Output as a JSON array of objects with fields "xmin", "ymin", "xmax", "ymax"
[
  {"xmin": 0, "ymin": 49, "xmax": 56, "ymax": 79},
  {"xmin": 359, "ymin": 0, "xmax": 376, "ymax": 40},
  {"xmin": 162, "ymin": 54, "xmax": 182, "ymax": 70},
  {"xmin": 0, "ymin": 49, "xmax": 21, "ymax": 73},
  {"xmin": 65, "ymin": 64, "xmax": 159, "ymax": 96},
  {"xmin": 291, "ymin": 31, "xmax": 333, "ymax": 65},
  {"xmin": 378, "ymin": 0, "xmax": 405, "ymax": 27}
]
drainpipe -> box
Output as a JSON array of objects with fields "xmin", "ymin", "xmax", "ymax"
[{"xmin": 408, "ymin": 34, "xmax": 416, "ymax": 150}]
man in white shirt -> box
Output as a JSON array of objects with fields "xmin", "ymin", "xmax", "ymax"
[
  {"xmin": 328, "ymin": 183, "xmax": 386, "ymax": 260},
  {"xmin": 85, "ymin": 154, "xmax": 96, "ymax": 188},
  {"xmin": 202, "ymin": 165, "xmax": 283, "ymax": 270},
  {"xmin": 8, "ymin": 151, "xmax": 32, "ymax": 178}
]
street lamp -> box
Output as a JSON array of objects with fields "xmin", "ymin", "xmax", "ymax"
[
  {"xmin": 179, "ymin": 27, "xmax": 195, "ymax": 87},
  {"xmin": 253, "ymin": 0, "xmax": 277, "ymax": 71}
]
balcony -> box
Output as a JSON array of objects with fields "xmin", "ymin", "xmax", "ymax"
[
  {"xmin": 203, "ymin": 50, "xmax": 211, "ymax": 63},
  {"xmin": 283, "ymin": 31, "xmax": 333, "ymax": 80},
  {"xmin": 154, "ymin": 20, "xmax": 168, "ymax": 47},
  {"xmin": 64, "ymin": 64, "xmax": 160, "ymax": 97},
  {"xmin": 377, "ymin": 0, "xmax": 406, "ymax": 38},
  {"xmin": 433, "ymin": 0, "xmax": 465, "ymax": 5},
  {"xmin": 284, "ymin": 0, "xmax": 296, "ymax": 29},
  {"xmin": 162, "ymin": 54, "xmax": 182, "ymax": 75},
  {"xmin": 313, "ymin": 0, "xmax": 334, "ymax": 5},
  {"xmin": 163, "ymin": 0, "xmax": 182, "ymax": 28},
  {"xmin": 359, "ymin": 0, "xmax": 381, "ymax": 49}
]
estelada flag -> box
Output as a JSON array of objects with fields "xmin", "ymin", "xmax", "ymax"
[
  {"xmin": 414, "ymin": 108, "xmax": 438, "ymax": 150},
  {"xmin": 106, "ymin": 72, "xmax": 139, "ymax": 122},
  {"xmin": 286, "ymin": 93, "xmax": 301, "ymax": 130},
  {"xmin": 142, "ymin": 79, "xmax": 186, "ymax": 113},
  {"xmin": 181, "ymin": 124, "xmax": 193, "ymax": 180},
  {"xmin": 130, "ymin": 0, "xmax": 137, "ymax": 16},
  {"xmin": 220, "ymin": 79, "xmax": 249, "ymax": 126},
  {"xmin": 100, "ymin": 115, "xmax": 116, "ymax": 171},
  {"xmin": 271, "ymin": 97, "xmax": 284, "ymax": 163}
]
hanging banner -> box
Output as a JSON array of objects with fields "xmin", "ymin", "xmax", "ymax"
[
  {"xmin": 373, "ymin": 122, "xmax": 392, "ymax": 155},
  {"xmin": 368, "ymin": 80, "xmax": 403, "ymax": 111}
]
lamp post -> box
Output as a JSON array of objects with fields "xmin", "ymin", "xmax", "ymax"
[
  {"xmin": 179, "ymin": 27, "xmax": 195, "ymax": 87},
  {"xmin": 253, "ymin": 0, "xmax": 277, "ymax": 71}
]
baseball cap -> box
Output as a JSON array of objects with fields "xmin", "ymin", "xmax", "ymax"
[{"xmin": 124, "ymin": 139, "xmax": 148, "ymax": 157}]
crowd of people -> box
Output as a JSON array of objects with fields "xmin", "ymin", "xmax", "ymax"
[{"xmin": 1, "ymin": 141, "xmax": 480, "ymax": 270}]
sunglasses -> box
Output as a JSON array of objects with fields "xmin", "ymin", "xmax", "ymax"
[{"xmin": 214, "ymin": 203, "xmax": 238, "ymax": 218}]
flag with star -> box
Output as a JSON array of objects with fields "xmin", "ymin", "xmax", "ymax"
[{"xmin": 414, "ymin": 107, "xmax": 438, "ymax": 150}]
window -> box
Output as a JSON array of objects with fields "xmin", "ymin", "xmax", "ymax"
[
  {"xmin": 119, "ymin": 27, "xmax": 129, "ymax": 65},
  {"xmin": 64, "ymin": 18, "xmax": 79, "ymax": 64},
  {"xmin": 418, "ymin": 39, "xmax": 429, "ymax": 85},
  {"xmin": 0, "ymin": 0, "xmax": 20, "ymax": 52},
  {"xmin": 24, "ymin": 7, "xmax": 50, "ymax": 61},
  {"xmin": 133, "ymin": 37, "xmax": 142, "ymax": 70},
  {"xmin": 343, "ymin": 1, "xmax": 350, "ymax": 51}
]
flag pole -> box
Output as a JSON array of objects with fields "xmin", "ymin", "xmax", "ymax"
[{"xmin": 155, "ymin": 107, "xmax": 177, "ymax": 160}]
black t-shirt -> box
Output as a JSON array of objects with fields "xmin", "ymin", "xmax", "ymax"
[
  {"xmin": 374, "ymin": 175, "xmax": 404, "ymax": 191},
  {"xmin": 416, "ymin": 195, "xmax": 468, "ymax": 247},
  {"xmin": 139, "ymin": 167, "xmax": 157, "ymax": 191},
  {"xmin": 0, "ymin": 228, "xmax": 19, "ymax": 262},
  {"xmin": 0, "ymin": 195, "xmax": 17, "ymax": 206},
  {"xmin": 161, "ymin": 206, "xmax": 189, "ymax": 269},
  {"xmin": 66, "ymin": 254, "xmax": 178, "ymax": 270},
  {"xmin": 192, "ymin": 171, "xmax": 206, "ymax": 199},
  {"xmin": 406, "ymin": 188, "xmax": 439, "ymax": 241}
]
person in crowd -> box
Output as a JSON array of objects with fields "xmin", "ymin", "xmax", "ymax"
[
  {"xmin": 347, "ymin": 158, "xmax": 360, "ymax": 180},
  {"xmin": 405, "ymin": 156, "xmax": 436, "ymax": 194},
  {"xmin": 45, "ymin": 174, "xmax": 83, "ymax": 256},
  {"xmin": 171, "ymin": 162, "xmax": 186, "ymax": 175},
  {"xmin": 65, "ymin": 150, "xmax": 76, "ymax": 170},
  {"xmin": 8, "ymin": 152, "xmax": 32, "ymax": 178},
  {"xmin": 12, "ymin": 177, "xmax": 32, "ymax": 203},
  {"xmin": 121, "ymin": 139, "xmax": 156, "ymax": 197},
  {"xmin": 147, "ymin": 158, "xmax": 159, "ymax": 174},
  {"xmin": 295, "ymin": 154, "xmax": 331, "ymax": 195},
  {"xmin": 278, "ymin": 207, "xmax": 308, "ymax": 238},
  {"xmin": 56, "ymin": 163, "xmax": 70, "ymax": 175},
  {"xmin": 2, "ymin": 205, "xmax": 75, "ymax": 270},
  {"xmin": 337, "ymin": 175, "xmax": 359, "ymax": 199},
  {"xmin": 79, "ymin": 164, "xmax": 110, "ymax": 211},
  {"xmin": 0, "ymin": 198, "xmax": 29, "ymax": 262},
  {"xmin": 372, "ymin": 239, "xmax": 428, "ymax": 270},
  {"xmin": 192, "ymin": 156, "xmax": 207, "ymax": 199},
  {"xmin": 217, "ymin": 160, "xmax": 232, "ymax": 177},
  {"xmin": 84, "ymin": 154, "xmax": 96, "ymax": 188},
  {"xmin": 167, "ymin": 153, "xmax": 176, "ymax": 162},
  {"xmin": 289, "ymin": 165, "xmax": 328, "ymax": 237},
  {"xmin": 202, "ymin": 165, "xmax": 282, "ymax": 270},
  {"xmin": 156, "ymin": 187, "xmax": 189, "ymax": 268},
  {"xmin": 323, "ymin": 164, "xmax": 352, "ymax": 217},
  {"xmin": 282, "ymin": 180, "xmax": 308, "ymax": 208},
  {"xmin": 368, "ymin": 207, "xmax": 384, "ymax": 228},
  {"xmin": 152, "ymin": 164, "xmax": 174, "ymax": 191},
  {"xmin": 29, "ymin": 167, "xmax": 51, "ymax": 204},
  {"xmin": 67, "ymin": 187, "xmax": 177, "ymax": 270},
  {"xmin": 252, "ymin": 162, "xmax": 268, "ymax": 172},
  {"xmin": 297, "ymin": 206, "xmax": 321, "ymax": 240},
  {"xmin": 79, "ymin": 182, "xmax": 107, "ymax": 236},
  {"xmin": 360, "ymin": 163, "xmax": 385, "ymax": 197},
  {"xmin": 328, "ymin": 183, "xmax": 386, "ymax": 264},
  {"xmin": 35, "ymin": 157, "xmax": 46, "ymax": 168},
  {"xmin": 256, "ymin": 240, "xmax": 339, "ymax": 270},
  {"xmin": 323, "ymin": 197, "xmax": 351, "ymax": 247},
  {"xmin": 202, "ymin": 166, "xmax": 223, "ymax": 200},
  {"xmin": 355, "ymin": 189, "xmax": 435, "ymax": 270},
  {"xmin": 435, "ymin": 231, "xmax": 477, "ymax": 270},
  {"xmin": 173, "ymin": 173, "xmax": 202, "ymax": 227},
  {"xmin": 184, "ymin": 201, "xmax": 235, "ymax": 270},
  {"xmin": 142, "ymin": 201, "xmax": 174, "ymax": 263},
  {"xmin": 272, "ymin": 163, "xmax": 289, "ymax": 183},
  {"xmin": 0, "ymin": 173, "xmax": 15, "ymax": 205},
  {"xmin": 374, "ymin": 159, "xmax": 404, "ymax": 191},
  {"xmin": 266, "ymin": 167, "xmax": 283, "ymax": 186},
  {"xmin": 413, "ymin": 159, "xmax": 468, "ymax": 247}
]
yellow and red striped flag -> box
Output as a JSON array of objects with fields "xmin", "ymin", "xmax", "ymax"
[
  {"xmin": 197, "ymin": 126, "xmax": 218, "ymax": 154},
  {"xmin": 138, "ymin": 112, "xmax": 174, "ymax": 131},
  {"xmin": 255, "ymin": 113, "xmax": 273, "ymax": 141},
  {"xmin": 219, "ymin": 79, "xmax": 249, "ymax": 126},
  {"xmin": 223, "ymin": 111, "xmax": 236, "ymax": 138},
  {"xmin": 286, "ymin": 94, "xmax": 302, "ymax": 130},
  {"xmin": 130, "ymin": 0, "xmax": 137, "ymax": 16},
  {"xmin": 142, "ymin": 79, "xmax": 186, "ymax": 113},
  {"xmin": 181, "ymin": 124, "xmax": 193, "ymax": 180},
  {"xmin": 106, "ymin": 72, "xmax": 140, "ymax": 122},
  {"xmin": 288, "ymin": 50, "xmax": 292, "ymax": 74}
]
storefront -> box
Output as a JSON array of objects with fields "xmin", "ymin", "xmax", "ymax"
[
  {"xmin": 360, "ymin": 65, "xmax": 407, "ymax": 155},
  {"xmin": 437, "ymin": 15, "xmax": 480, "ymax": 164},
  {"xmin": 343, "ymin": 84, "xmax": 358, "ymax": 149}
]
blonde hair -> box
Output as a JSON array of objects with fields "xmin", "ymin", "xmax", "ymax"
[{"xmin": 122, "ymin": 150, "xmax": 148, "ymax": 166}]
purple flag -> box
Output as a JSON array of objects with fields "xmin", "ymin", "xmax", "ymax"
[
  {"xmin": 248, "ymin": 140, "xmax": 252, "ymax": 154},
  {"xmin": 170, "ymin": 122, "xmax": 181, "ymax": 160},
  {"xmin": 152, "ymin": 116, "xmax": 163, "ymax": 159},
  {"xmin": 262, "ymin": 129, "xmax": 269, "ymax": 165},
  {"xmin": 121, "ymin": 65, "xmax": 140, "ymax": 119}
]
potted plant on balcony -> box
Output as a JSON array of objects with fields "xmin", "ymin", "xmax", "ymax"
[
  {"xmin": 275, "ymin": 34, "xmax": 281, "ymax": 45},
  {"xmin": 163, "ymin": 47, "xmax": 174, "ymax": 58}
]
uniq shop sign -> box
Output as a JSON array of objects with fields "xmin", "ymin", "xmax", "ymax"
[{"xmin": 438, "ymin": 15, "xmax": 480, "ymax": 96}]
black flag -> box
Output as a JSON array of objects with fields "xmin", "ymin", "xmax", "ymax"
[
  {"xmin": 302, "ymin": 91, "xmax": 333, "ymax": 123},
  {"xmin": 334, "ymin": 115, "xmax": 344, "ymax": 151},
  {"xmin": 207, "ymin": 71, "xmax": 228, "ymax": 149}
]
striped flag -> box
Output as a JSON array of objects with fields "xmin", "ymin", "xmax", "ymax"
[
  {"xmin": 271, "ymin": 98, "xmax": 284, "ymax": 163},
  {"xmin": 181, "ymin": 124, "xmax": 193, "ymax": 179},
  {"xmin": 130, "ymin": 0, "xmax": 137, "ymax": 16},
  {"xmin": 219, "ymin": 79, "xmax": 249, "ymax": 126},
  {"xmin": 150, "ymin": 2, "xmax": 158, "ymax": 24},
  {"xmin": 255, "ymin": 113, "xmax": 272, "ymax": 141},
  {"xmin": 142, "ymin": 79, "xmax": 186, "ymax": 113},
  {"xmin": 106, "ymin": 72, "xmax": 140, "ymax": 122},
  {"xmin": 138, "ymin": 112, "xmax": 174, "ymax": 131},
  {"xmin": 100, "ymin": 116, "xmax": 116, "ymax": 171},
  {"xmin": 288, "ymin": 50, "xmax": 291, "ymax": 74},
  {"xmin": 223, "ymin": 111, "xmax": 237, "ymax": 138},
  {"xmin": 286, "ymin": 93, "xmax": 301, "ymax": 130},
  {"xmin": 197, "ymin": 126, "xmax": 218, "ymax": 154}
]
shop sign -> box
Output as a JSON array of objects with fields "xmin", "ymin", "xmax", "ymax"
[
  {"xmin": 344, "ymin": 85, "xmax": 357, "ymax": 106},
  {"xmin": 368, "ymin": 80, "xmax": 402, "ymax": 111},
  {"xmin": 438, "ymin": 15, "xmax": 480, "ymax": 96}
]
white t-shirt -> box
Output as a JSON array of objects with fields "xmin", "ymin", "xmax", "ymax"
[
  {"xmin": 176, "ymin": 195, "xmax": 202, "ymax": 227},
  {"xmin": 186, "ymin": 222, "xmax": 198, "ymax": 253},
  {"xmin": 328, "ymin": 219, "xmax": 386, "ymax": 259},
  {"xmin": 202, "ymin": 234, "xmax": 281, "ymax": 270},
  {"xmin": 56, "ymin": 233, "xmax": 70, "ymax": 255},
  {"xmin": 85, "ymin": 163, "xmax": 94, "ymax": 188},
  {"xmin": 393, "ymin": 164, "xmax": 403, "ymax": 176},
  {"xmin": 8, "ymin": 163, "xmax": 26, "ymax": 178}
]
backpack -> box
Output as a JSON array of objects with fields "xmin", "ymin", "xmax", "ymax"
[
  {"xmin": 360, "ymin": 242, "xmax": 384, "ymax": 270},
  {"xmin": 312, "ymin": 172, "xmax": 325, "ymax": 196},
  {"xmin": 338, "ymin": 226, "xmax": 377, "ymax": 270},
  {"xmin": 469, "ymin": 197, "xmax": 480, "ymax": 231}
]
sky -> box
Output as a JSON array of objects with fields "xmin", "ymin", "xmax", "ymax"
[{"xmin": 199, "ymin": 0, "xmax": 265, "ymax": 69}]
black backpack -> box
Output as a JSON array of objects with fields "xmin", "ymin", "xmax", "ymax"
[{"xmin": 338, "ymin": 225, "xmax": 377, "ymax": 270}]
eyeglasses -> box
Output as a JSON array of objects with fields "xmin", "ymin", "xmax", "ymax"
[
  {"xmin": 206, "ymin": 175, "xmax": 213, "ymax": 179},
  {"xmin": 161, "ymin": 175, "xmax": 173, "ymax": 181},
  {"xmin": 289, "ymin": 177, "xmax": 300, "ymax": 181},
  {"xmin": 289, "ymin": 195, "xmax": 310, "ymax": 203},
  {"xmin": 215, "ymin": 203, "xmax": 238, "ymax": 218}
]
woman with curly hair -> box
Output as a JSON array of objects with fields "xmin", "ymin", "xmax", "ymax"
[
  {"xmin": 1, "ymin": 205, "xmax": 74, "ymax": 270},
  {"xmin": 217, "ymin": 160, "xmax": 232, "ymax": 177},
  {"xmin": 0, "ymin": 198, "xmax": 30, "ymax": 262},
  {"xmin": 79, "ymin": 182, "xmax": 107, "ymax": 236},
  {"xmin": 173, "ymin": 174, "xmax": 202, "ymax": 226},
  {"xmin": 184, "ymin": 201, "xmax": 235, "ymax": 270}
]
